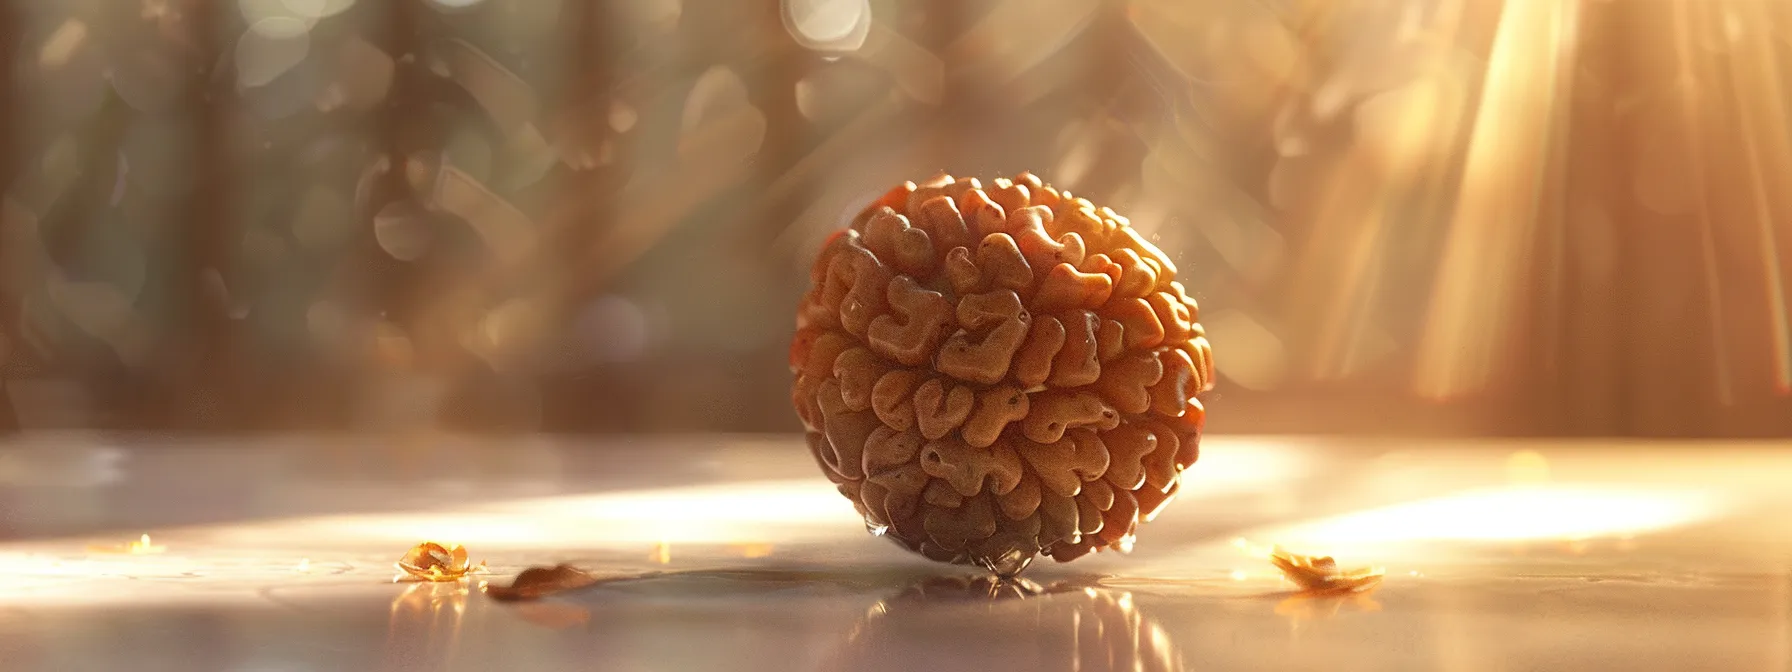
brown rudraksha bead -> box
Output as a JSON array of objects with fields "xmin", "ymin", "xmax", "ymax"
[{"xmin": 790, "ymin": 172, "xmax": 1215, "ymax": 576}]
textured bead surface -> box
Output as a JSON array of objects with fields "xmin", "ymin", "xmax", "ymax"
[{"xmin": 791, "ymin": 172, "xmax": 1214, "ymax": 575}]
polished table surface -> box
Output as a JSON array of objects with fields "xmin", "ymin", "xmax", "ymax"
[{"xmin": 0, "ymin": 433, "xmax": 1789, "ymax": 671}]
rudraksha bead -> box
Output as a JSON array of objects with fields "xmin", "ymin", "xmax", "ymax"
[{"xmin": 791, "ymin": 172, "xmax": 1214, "ymax": 576}]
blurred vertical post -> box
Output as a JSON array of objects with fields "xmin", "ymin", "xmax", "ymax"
[
  {"xmin": 558, "ymin": 0, "xmax": 616, "ymax": 294},
  {"xmin": 368, "ymin": 0, "xmax": 447, "ymax": 432},
  {"xmin": 179, "ymin": 0, "xmax": 238, "ymax": 429},
  {"xmin": 537, "ymin": 0, "xmax": 617, "ymax": 430},
  {"xmin": 747, "ymin": 0, "xmax": 806, "ymax": 249},
  {"xmin": 1071, "ymin": 0, "xmax": 1147, "ymax": 200},
  {"xmin": 741, "ymin": 0, "xmax": 811, "ymax": 429},
  {"xmin": 930, "ymin": 0, "xmax": 975, "ymax": 164},
  {"xmin": 0, "ymin": 0, "xmax": 17, "ymax": 433},
  {"xmin": 233, "ymin": 3, "xmax": 401, "ymax": 430}
]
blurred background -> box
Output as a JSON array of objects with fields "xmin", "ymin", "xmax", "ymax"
[{"xmin": 0, "ymin": 0, "xmax": 1788, "ymax": 439}]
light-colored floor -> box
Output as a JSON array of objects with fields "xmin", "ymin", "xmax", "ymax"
[{"xmin": 0, "ymin": 433, "xmax": 1789, "ymax": 671}]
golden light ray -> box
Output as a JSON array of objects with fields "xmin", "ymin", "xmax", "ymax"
[
  {"xmin": 1281, "ymin": 0, "xmax": 1472, "ymax": 381},
  {"xmin": 1297, "ymin": 165, "xmax": 1393, "ymax": 381},
  {"xmin": 1414, "ymin": 0, "xmax": 1582, "ymax": 400},
  {"xmin": 1715, "ymin": 0, "xmax": 1792, "ymax": 395},
  {"xmin": 1254, "ymin": 485, "xmax": 1725, "ymax": 556}
]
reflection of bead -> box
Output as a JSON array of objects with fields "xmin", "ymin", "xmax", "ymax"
[
  {"xmin": 821, "ymin": 576, "xmax": 1186, "ymax": 672},
  {"xmin": 792, "ymin": 172, "xmax": 1215, "ymax": 574}
]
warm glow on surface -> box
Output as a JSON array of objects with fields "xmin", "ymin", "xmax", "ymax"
[
  {"xmin": 198, "ymin": 479, "xmax": 865, "ymax": 549},
  {"xmin": 1259, "ymin": 486, "xmax": 1726, "ymax": 553},
  {"xmin": 733, "ymin": 543, "xmax": 776, "ymax": 558},
  {"xmin": 1173, "ymin": 439, "xmax": 1308, "ymax": 498},
  {"xmin": 181, "ymin": 441, "xmax": 1303, "ymax": 550},
  {"xmin": 1505, "ymin": 450, "xmax": 1551, "ymax": 485},
  {"xmin": 4, "ymin": 439, "xmax": 1784, "ymax": 613},
  {"xmin": 84, "ymin": 533, "xmax": 165, "ymax": 555}
]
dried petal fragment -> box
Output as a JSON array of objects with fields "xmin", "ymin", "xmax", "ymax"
[
  {"xmin": 395, "ymin": 541, "xmax": 488, "ymax": 583},
  {"xmin": 1269, "ymin": 547, "xmax": 1386, "ymax": 594}
]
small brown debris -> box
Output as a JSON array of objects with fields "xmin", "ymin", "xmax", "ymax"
[{"xmin": 482, "ymin": 563, "xmax": 600, "ymax": 602}]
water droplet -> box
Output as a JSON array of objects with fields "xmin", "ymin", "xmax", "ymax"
[{"xmin": 977, "ymin": 550, "xmax": 1033, "ymax": 579}]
